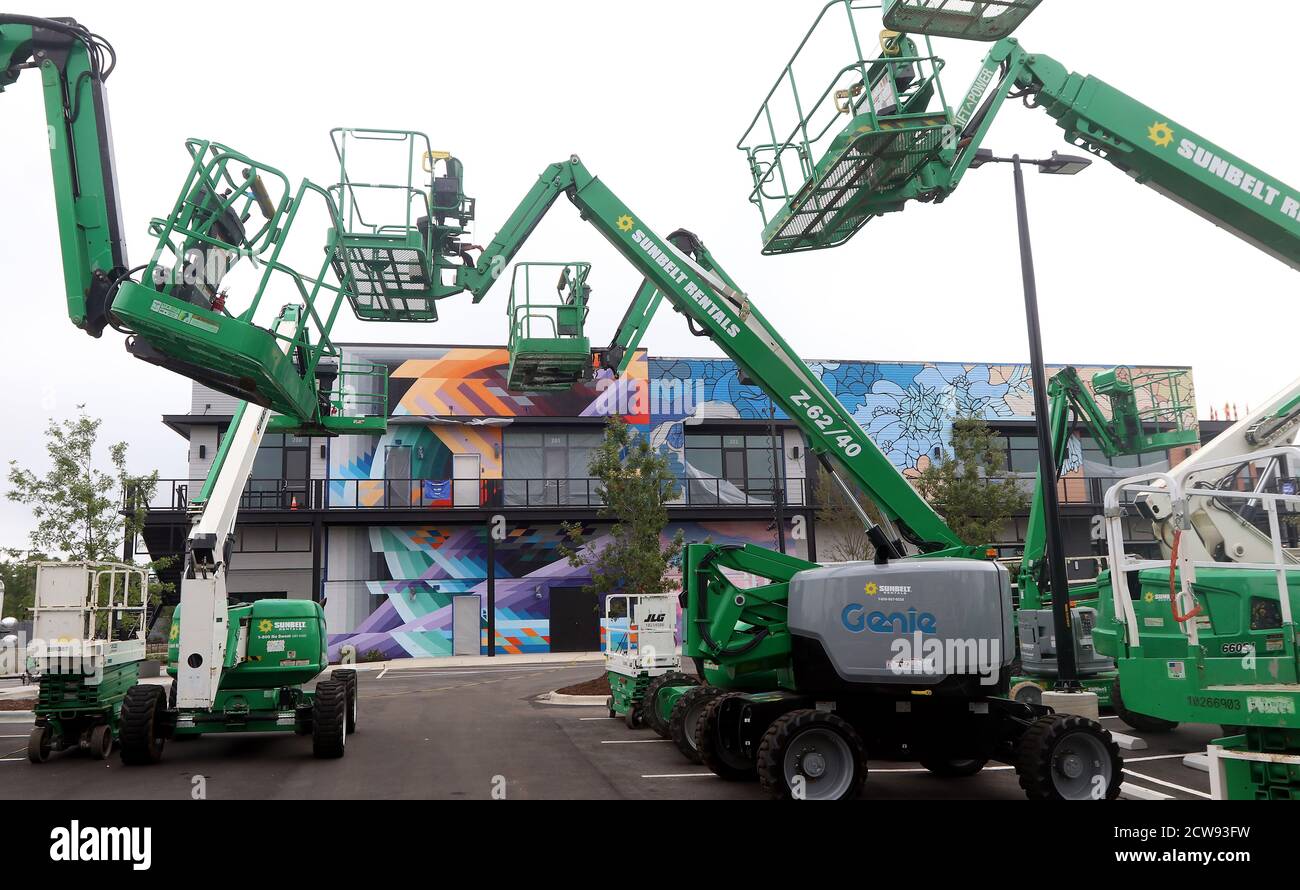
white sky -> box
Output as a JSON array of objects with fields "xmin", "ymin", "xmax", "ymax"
[{"xmin": 1, "ymin": 0, "xmax": 1297, "ymax": 549}]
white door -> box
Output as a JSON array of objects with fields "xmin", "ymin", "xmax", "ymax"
[
  {"xmin": 453, "ymin": 453, "xmax": 481, "ymax": 507},
  {"xmin": 452, "ymin": 596, "xmax": 480, "ymax": 656}
]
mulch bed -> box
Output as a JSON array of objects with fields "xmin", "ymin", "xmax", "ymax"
[
  {"xmin": 0, "ymin": 699, "xmax": 36, "ymax": 710},
  {"xmin": 555, "ymin": 675, "xmax": 610, "ymax": 696}
]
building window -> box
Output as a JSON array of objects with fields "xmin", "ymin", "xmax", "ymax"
[
  {"xmin": 243, "ymin": 433, "xmax": 311, "ymax": 509},
  {"xmin": 503, "ymin": 429, "xmax": 602, "ymax": 506},
  {"xmin": 684, "ymin": 432, "xmax": 783, "ymax": 502}
]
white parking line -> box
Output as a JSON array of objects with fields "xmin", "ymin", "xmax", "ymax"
[
  {"xmin": 871, "ymin": 765, "xmax": 1015, "ymax": 773},
  {"xmin": 1123, "ymin": 752, "xmax": 1200, "ymax": 764},
  {"xmin": 1123, "ymin": 768, "xmax": 1211, "ymax": 799},
  {"xmin": 601, "ymin": 738, "xmax": 672, "ymax": 744},
  {"xmin": 377, "ymin": 666, "xmax": 389, "ymax": 680},
  {"xmin": 0, "ymin": 758, "xmax": 24, "ymax": 763},
  {"xmin": 579, "ymin": 716, "xmax": 616, "ymax": 721},
  {"xmin": 0, "ymin": 734, "xmax": 28, "ymax": 739},
  {"xmin": 642, "ymin": 772, "xmax": 714, "ymax": 778}
]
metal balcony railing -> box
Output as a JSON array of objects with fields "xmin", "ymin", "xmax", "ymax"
[{"xmin": 134, "ymin": 477, "xmax": 809, "ymax": 513}]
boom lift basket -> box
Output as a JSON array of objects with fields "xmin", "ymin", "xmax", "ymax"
[
  {"xmin": 505, "ymin": 262, "xmax": 592, "ymax": 392},
  {"xmin": 327, "ymin": 128, "xmax": 476, "ymax": 323},
  {"xmin": 110, "ymin": 140, "xmax": 386, "ymax": 433},
  {"xmin": 1094, "ymin": 367, "xmax": 1198, "ymax": 453},
  {"xmin": 737, "ymin": 1, "xmax": 952, "ymax": 254},
  {"xmin": 882, "ymin": 0, "xmax": 1041, "ymax": 41}
]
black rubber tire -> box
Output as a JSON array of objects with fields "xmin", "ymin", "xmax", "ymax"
[
  {"xmin": 1111, "ymin": 680, "xmax": 1178, "ymax": 733},
  {"xmin": 695, "ymin": 693, "xmax": 755, "ymax": 781},
  {"xmin": 919, "ymin": 756, "xmax": 988, "ymax": 778},
  {"xmin": 27, "ymin": 724, "xmax": 52, "ymax": 764},
  {"xmin": 670, "ymin": 685, "xmax": 724, "ymax": 764},
  {"xmin": 312, "ymin": 680, "xmax": 347, "ymax": 759},
  {"xmin": 606, "ymin": 697, "xmax": 617, "ymax": 719},
  {"xmin": 756, "ymin": 709, "xmax": 867, "ymax": 800},
  {"xmin": 332, "ymin": 669, "xmax": 359, "ymax": 734},
  {"xmin": 119, "ymin": 684, "xmax": 167, "ymax": 766},
  {"xmin": 625, "ymin": 703, "xmax": 643, "ymax": 729},
  {"xmin": 1016, "ymin": 713, "xmax": 1122, "ymax": 800},
  {"xmin": 88, "ymin": 723, "xmax": 113, "ymax": 760},
  {"xmin": 642, "ymin": 672, "xmax": 699, "ymax": 739}
]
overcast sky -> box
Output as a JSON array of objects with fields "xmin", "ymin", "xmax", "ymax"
[{"xmin": 2, "ymin": 0, "xmax": 1297, "ymax": 549}]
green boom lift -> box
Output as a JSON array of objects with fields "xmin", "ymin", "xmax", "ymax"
[
  {"xmin": 0, "ymin": 18, "xmax": 485, "ymax": 761},
  {"xmin": 741, "ymin": 1, "xmax": 1300, "ymax": 797},
  {"xmin": 1008, "ymin": 366, "xmax": 1197, "ymax": 707},
  {"xmin": 439, "ymin": 154, "xmax": 1123, "ymax": 800}
]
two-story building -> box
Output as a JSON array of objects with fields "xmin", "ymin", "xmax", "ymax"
[{"xmin": 139, "ymin": 345, "xmax": 1199, "ymax": 660}]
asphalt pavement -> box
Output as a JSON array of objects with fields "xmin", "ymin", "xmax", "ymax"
[{"xmin": 0, "ymin": 663, "xmax": 1219, "ymax": 800}]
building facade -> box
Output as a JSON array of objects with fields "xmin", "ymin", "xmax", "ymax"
[{"xmin": 140, "ymin": 346, "xmax": 1197, "ymax": 660}]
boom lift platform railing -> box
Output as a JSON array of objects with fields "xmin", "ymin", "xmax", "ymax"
[
  {"xmin": 740, "ymin": 0, "xmax": 1300, "ymax": 270},
  {"xmin": 737, "ymin": 1, "xmax": 952, "ymax": 254},
  {"xmin": 881, "ymin": 0, "xmax": 1042, "ymax": 41},
  {"xmin": 505, "ymin": 262, "xmax": 592, "ymax": 391},
  {"xmin": 328, "ymin": 128, "xmax": 476, "ymax": 323},
  {"xmin": 107, "ymin": 140, "xmax": 388, "ymax": 434}
]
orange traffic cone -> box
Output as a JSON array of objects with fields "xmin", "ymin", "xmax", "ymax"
[{"xmin": 290, "ymin": 494, "xmax": 299, "ymax": 511}]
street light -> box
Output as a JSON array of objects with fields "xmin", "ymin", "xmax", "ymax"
[{"xmin": 971, "ymin": 148, "xmax": 1091, "ymax": 690}]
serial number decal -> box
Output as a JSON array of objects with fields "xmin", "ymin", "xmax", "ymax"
[{"xmin": 1187, "ymin": 695, "xmax": 1241, "ymax": 711}]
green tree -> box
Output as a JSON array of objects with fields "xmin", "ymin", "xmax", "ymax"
[
  {"xmin": 6, "ymin": 407, "xmax": 172, "ymax": 621},
  {"xmin": 0, "ymin": 553, "xmax": 42, "ymax": 621},
  {"xmin": 560, "ymin": 415, "xmax": 684, "ymax": 598},
  {"xmin": 914, "ymin": 416, "xmax": 1029, "ymax": 546},
  {"xmin": 812, "ymin": 463, "xmax": 891, "ymax": 562}
]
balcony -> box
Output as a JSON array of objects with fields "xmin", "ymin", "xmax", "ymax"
[{"xmin": 134, "ymin": 476, "xmax": 809, "ymax": 514}]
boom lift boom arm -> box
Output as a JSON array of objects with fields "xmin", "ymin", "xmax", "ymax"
[
  {"xmin": 454, "ymin": 157, "xmax": 975, "ymax": 557},
  {"xmin": 942, "ymin": 38, "xmax": 1300, "ymax": 270}
]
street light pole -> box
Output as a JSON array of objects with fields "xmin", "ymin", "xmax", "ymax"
[
  {"xmin": 1010, "ymin": 155, "xmax": 1078, "ymax": 687},
  {"xmin": 969, "ymin": 148, "xmax": 1091, "ymax": 688}
]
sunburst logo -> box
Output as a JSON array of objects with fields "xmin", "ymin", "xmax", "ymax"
[
  {"xmin": 1143, "ymin": 591, "xmax": 1156, "ymax": 604},
  {"xmin": 1147, "ymin": 121, "xmax": 1174, "ymax": 148},
  {"xmin": 258, "ymin": 619, "xmax": 274, "ymax": 633},
  {"xmin": 864, "ymin": 581, "xmax": 879, "ymax": 596},
  {"xmin": 615, "ymin": 214, "xmax": 634, "ymax": 232},
  {"xmin": 169, "ymin": 623, "xmax": 179, "ymax": 641}
]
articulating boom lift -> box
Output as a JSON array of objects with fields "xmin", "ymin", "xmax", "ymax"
[
  {"xmin": 0, "ymin": 18, "xmax": 437, "ymax": 762},
  {"xmin": 740, "ymin": 0, "xmax": 1300, "ymax": 796},
  {"xmin": 448, "ymin": 153, "xmax": 1122, "ymax": 799}
]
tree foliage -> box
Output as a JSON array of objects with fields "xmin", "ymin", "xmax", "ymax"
[
  {"xmin": 914, "ymin": 416, "xmax": 1029, "ymax": 546},
  {"xmin": 813, "ymin": 464, "xmax": 890, "ymax": 562},
  {"xmin": 560, "ymin": 415, "xmax": 684, "ymax": 597},
  {"xmin": 5, "ymin": 407, "xmax": 171, "ymax": 620}
]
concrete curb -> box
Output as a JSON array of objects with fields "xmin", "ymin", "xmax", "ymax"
[
  {"xmin": 537, "ymin": 691, "xmax": 608, "ymax": 706},
  {"xmin": 332, "ymin": 652, "xmax": 605, "ymax": 674},
  {"xmin": 0, "ymin": 711, "xmax": 35, "ymax": 721}
]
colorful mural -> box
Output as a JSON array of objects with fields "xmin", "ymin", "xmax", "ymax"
[
  {"xmin": 327, "ymin": 520, "xmax": 798, "ymax": 660},
  {"xmin": 649, "ymin": 358, "xmax": 1194, "ymax": 477},
  {"xmin": 322, "ymin": 345, "xmax": 1194, "ymax": 659}
]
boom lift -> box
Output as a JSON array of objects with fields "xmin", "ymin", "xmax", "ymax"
[
  {"xmin": 1009, "ymin": 366, "xmax": 1197, "ymax": 706},
  {"xmin": 738, "ymin": 2, "xmax": 1300, "ymax": 795},
  {"xmin": 0, "ymin": 18, "xmax": 446, "ymax": 761},
  {"xmin": 738, "ymin": 1, "xmax": 1300, "ymax": 266},
  {"xmin": 446, "ymin": 154, "xmax": 1121, "ymax": 799}
]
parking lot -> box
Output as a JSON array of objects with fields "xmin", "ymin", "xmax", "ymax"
[{"xmin": 0, "ymin": 663, "xmax": 1220, "ymax": 800}]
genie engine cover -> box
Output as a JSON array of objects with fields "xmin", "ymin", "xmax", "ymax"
[{"xmin": 787, "ymin": 559, "xmax": 1013, "ymax": 686}]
